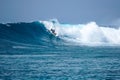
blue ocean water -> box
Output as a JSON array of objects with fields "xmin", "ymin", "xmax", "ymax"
[{"xmin": 0, "ymin": 20, "xmax": 120, "ymax": 80}]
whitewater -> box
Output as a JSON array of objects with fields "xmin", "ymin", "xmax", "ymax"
[{"xmin": 41, "ymin": 19, "xmax": 120, "ymax": 46}]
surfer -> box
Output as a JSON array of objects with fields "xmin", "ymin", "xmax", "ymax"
[{"xmin": 50, "ymin": 28, "xmax": 56, "ymax": 35}]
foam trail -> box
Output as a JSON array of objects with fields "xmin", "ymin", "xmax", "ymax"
[{"xmin": 41, "ymin": 20, "xmax": 120, "ymax": 45}]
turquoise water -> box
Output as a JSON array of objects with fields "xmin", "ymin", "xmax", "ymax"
[
  {"xmin": 0, "ymin": 21, "xmax": 120, "ymax": 80},
  {"xmin": 0, "ymin": 46, "xmax": 120, "ymax": 80}
]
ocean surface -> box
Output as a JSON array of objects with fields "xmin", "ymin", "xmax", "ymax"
[{"xmin": 0, "ymin": 20, "xmax": 120, "ymax": 80}]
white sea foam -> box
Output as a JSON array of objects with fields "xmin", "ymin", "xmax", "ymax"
[{"xmin": 40, "ymin": 20, "xmax": 120, "ymax": 45}]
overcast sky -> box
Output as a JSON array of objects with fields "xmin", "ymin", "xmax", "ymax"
[{"xmin": 0, "ymin": 0, "xmax": 120, "ymax": 25}]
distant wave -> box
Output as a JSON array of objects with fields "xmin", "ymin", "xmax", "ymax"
[{"xmin": 0, "ymin": 19, "xmax": 120, "ymax": 46}]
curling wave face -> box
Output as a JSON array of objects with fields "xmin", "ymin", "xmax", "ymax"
[
  {"xmin": 0, "ymin": 21, "xmax": 62, "ymax": 47},
  {"xmin": 0, "ymin": 19, "xmax": 120, "ymax": 46}
]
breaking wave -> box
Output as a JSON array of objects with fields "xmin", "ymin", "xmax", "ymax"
[
  {"xmin": 0, "ymin": 19, "xmax": 120, "ymax": 46},
  {"xmin": 41, "ymin": 19, "xmax": 120, "ymax": 46}
]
